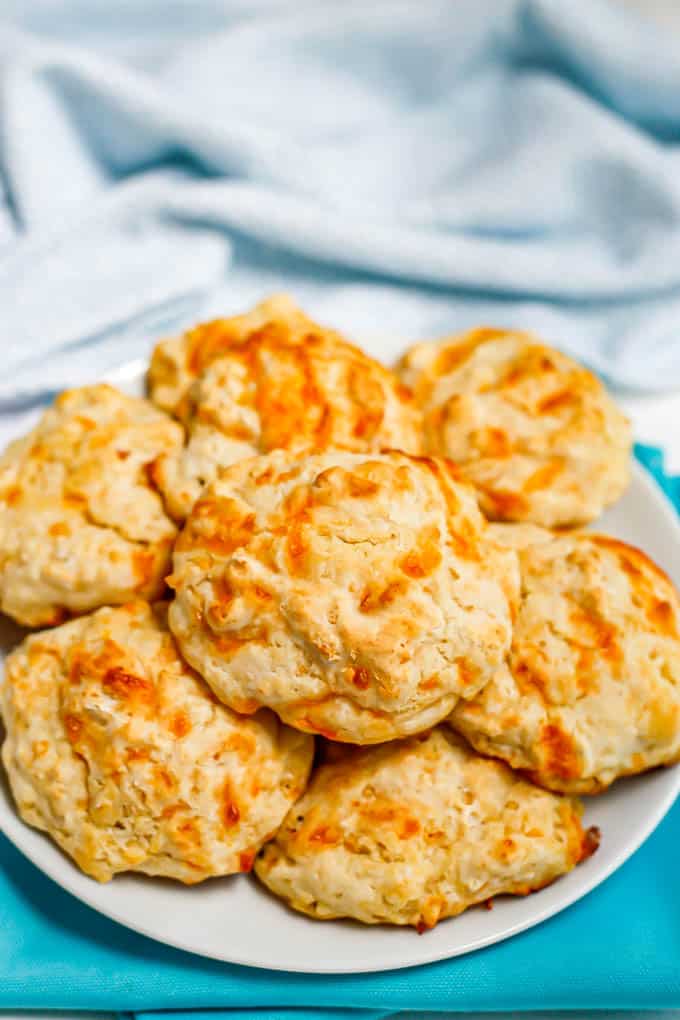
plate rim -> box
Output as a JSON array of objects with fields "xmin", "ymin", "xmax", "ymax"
[{"xmin": 0, "ymin": 454, "xmax": 679, "ymax": 973}]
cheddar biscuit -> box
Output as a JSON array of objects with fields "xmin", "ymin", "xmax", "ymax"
[
  {"xmin": 1, "ymin": 602, "xmax": 314, "ymax": 882},
  {"xmin": 150, "ymin": 296, "xmax": 422, "ymax": 519},
  {"xmin": 254, "ymin": 728, "xmax": 597, "ymax": 928},
  {"xmin": 398, "ymin": 329, "xmax": 631, "ymax": 526},
  {"xmin": 148, "ymin": 295, "xmax": 315, "ymax": 417},
  {"xmin": 450, "ymin": 534, "xmax": 680, "ymax": 793},
  {"xmin": 488, "ymin": 522, "xmax": 555, "ymax": 550},
  {"xmin": 0, "ymin": 385, "xmax": 183, "ymax": 626},
  {"xmin": 168, "ymin": 450, "xmax": 517, "ymax": 743}
]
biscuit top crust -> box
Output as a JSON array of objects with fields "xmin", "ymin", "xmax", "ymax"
[
  {"xmin": 149, "ymin": 295, "xmax": 422, "ymax": 520},
  {"xmin": 168, "ymin": 449, "xmax": 518, "ymax": 743},
  {"xmin": 254, "ymin": 728, "xmax": 595, "ymax": 928},
  {"xmin": 148, "ymin": 295, "xmax": 318, "ymax": 416},
  {"xmin": 450, "ymin": 533, "xmax": 680, "ymax": 792},
  {"xmin": 0, "ymin": 385, "xmax": 183, "ymax": 626},
  {"xmin": 1, "ymin": 601, "xmax": 314, "ymax": 882},
  {"xmin": 487, "ymin": 522, "xmax": 556, "ymax": 550},
  {"xmin": 398, "ymin": 328, "xmax": 631, "ymax": 526}
]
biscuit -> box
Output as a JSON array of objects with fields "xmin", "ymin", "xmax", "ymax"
[
  {"xmin": 450, "ymin": 533, "xmax": 680, "ymax": 793},
  {"xmin": 0, "ymin": 385, "xmax": 183, "ymax": 627},
  {"xmin": 488, "ymin": 522, "xmax": 556, "ymax": 550},
  {"xmin": 150, "ymin": 296, "xmax": 422, "ymax": 520},
  {"xmin": 398, "ymin": 328, "xmax": 631, "ymax": 526},
  {"xmin": 168, "ymin": 449, "xmax": 518, "ymax": 744},
  {"xmin": 148, "ymin": 295, "xmax": 317, "ymax": 417},
  {"xmin": 254, "ymin": 728, "xmax": 597, "ymax": 928},
  {"xmin": 1, "ymin": 601, "xmax": 314, "ymax": 882}
]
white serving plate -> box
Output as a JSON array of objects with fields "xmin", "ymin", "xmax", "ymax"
[{"xmin": 0, "ymin": 364, "xmax": 678, "ymax": 975}]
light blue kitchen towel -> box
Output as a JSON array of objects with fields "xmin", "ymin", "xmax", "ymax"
[
  {"xmin": 0, "ymin": 444, "xmax": 676, "ymax": 1015},
  {"xmin": 2, "ymin": 0, "xmax": 680, "ymax": 396}
]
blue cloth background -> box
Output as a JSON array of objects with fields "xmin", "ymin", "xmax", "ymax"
[
  {"xmin": 2, "ymin": 0, "xmax": 680, "ymax": 397},
  {"xmin": 0, "ymin": 444, "xmax": 678, "ymax": 1014}
]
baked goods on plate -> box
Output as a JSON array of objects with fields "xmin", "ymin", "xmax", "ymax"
[
  {"xmin": 1, "ymin": 601, "xmax": 313, "ymax": 882},
  {"xmin": 398, "ymin": 328, "xmax": 631, "ymax": 527},
  {"xmin": 150, "ymin": 296, "xmax": 422, "ymax": 519},
  {"xmin": 0, "ymin": 295, "xmax": 676, "ymax": 972},
  {"xmin": 450, "ymin": 532, "xmax": 680, "ymax": 793},
  {"xmin": 167, "ymin": 449, "xmax": 518, "ymax": 742},
  {"xmin": 0, "ymin": 384, "xmax": 182, "ymax": 626},
  {"xmin": 255, "ymin": 727, "xmax": 597, "ymax": 928}
]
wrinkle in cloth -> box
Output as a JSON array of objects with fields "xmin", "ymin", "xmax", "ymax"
[{"xmin": 1, "ymin": 0, "xmax": 680, "ymax": 390}]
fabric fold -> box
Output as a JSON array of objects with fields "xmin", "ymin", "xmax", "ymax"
[{"xmin": 2, "ymin": 0, "xmax": 680, "ymax": 389}]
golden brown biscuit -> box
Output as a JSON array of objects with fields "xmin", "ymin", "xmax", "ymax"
[
  {"xmin": 0, "ymin": 385, "xmax": 183, "ymax": 627},
  {"xmin": 255, "ymin": 728, "xmax": 597, "ymax": 928},
  {"xmin": 398, "ymin": 328, "xmax": 631, "ymax": 526},
  {"xmin": 168, "ymin": 450, "xmax": 518, "ymax": 744},
  {"xmin": 148, "ymin": 295, "xmax": 318, "ymax": 416},
  {"xmin": 487, "ymin": 522, "xmax": 556, "ymax": 551},
  {"xmin": 450, "ymin": 533, "xmax": 680, "ymax": 793},
  {"xmin": 1, "ymin": 601, "xmax": 314, "ymax": 882},
  {"xmin": 150, "ymin": 296, "xmax": 422, "ymax": 520}
]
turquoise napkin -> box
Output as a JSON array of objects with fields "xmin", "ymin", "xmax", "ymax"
[{"xmin": 0, "ymin": 445, "xmax": 678, "ymax": 1013}]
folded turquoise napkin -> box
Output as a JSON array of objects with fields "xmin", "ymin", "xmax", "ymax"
[{"xmin": 0, "ymin": 445, "xmax": 678, "ymax": 1014}]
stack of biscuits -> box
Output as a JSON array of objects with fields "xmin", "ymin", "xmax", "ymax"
[{"xmin": 0, "ymin": 295, "xmax": 678, "ymax": 931}]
